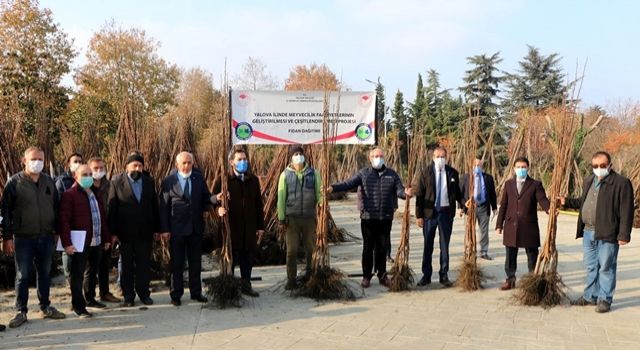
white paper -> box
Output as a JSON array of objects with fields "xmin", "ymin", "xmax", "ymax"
[{"xmin": 56, "ymin": 230, "xmax": 86, "ymax": 253}]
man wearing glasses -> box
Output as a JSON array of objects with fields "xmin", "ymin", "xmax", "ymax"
[{"xmin": 560, "ymin": 151, "xmax": 634, "ymax": 313}]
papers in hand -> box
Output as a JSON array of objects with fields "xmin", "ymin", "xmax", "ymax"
[{"xmin": 56, "ymin": 230, "xmax": 86, "ymax": 253}]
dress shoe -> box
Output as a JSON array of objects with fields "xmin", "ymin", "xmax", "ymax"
[
  {"xmin": 439, "ymin": 277, "xmax": 453, "ymax": 288},
  {"xmin": 140, "ymin": 297, "xmax": 154, "ymax": 305},
  {"xmin": 361, "ymin": 277, "xmax": 371, "ymax": 288},
  {"xmin": 171, "ymin": 299, "xmax": 181, "ymax": 307},
  {"xmin": 595, "ymin": 300, "xmax": 611, "ymax": 313},
  {"xmin": 379, "ymin": 274, "xmax": 390, "ymax": 287},
  {"xmin": 241, "ymin": 282, "xmax": 260, "ymax": 297},
  {"xmin": 86, "ymin": 300, "xmax": 107, "ymax": 309},
  {"xmin": 100, "ymin": 292, "xmax": 122, "ymax": 303},
  {"xmin": 480, "ymin": 254, "xmax": 493, "ymax": 261},
  {"xmin": 120, "ymin": 300, "xmax": 135, "ymax": 308},
  {"xmin": 499, "ymin": 278, "xmax": 516, "ymax": 291},
  {"xmin": 417, "ymin": 277, "xmax": 431, "ymax": 286},
  {"xmin": 191, "ymin": 295, "xmax": 208, "ymax": 303},
  {"xmin": 570, "ymin": 297, "xmax": 596, "ymax": 306},
  {"xmin": 74, "ymin": 309, "xmax": 93, "ymax": 318}
]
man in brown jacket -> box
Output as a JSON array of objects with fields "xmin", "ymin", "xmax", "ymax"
[
  {"xmin": 495, "ymin": 156, "xmax": 550, "ymax": 290},
  {"xmin": 215, "ymin": 147, "xmax": 264, "ymax": 297}
]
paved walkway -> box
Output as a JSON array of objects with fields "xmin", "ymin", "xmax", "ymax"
[{"xmin": 1, "ymin": 197, "xmax": 639, "ymax": 349}]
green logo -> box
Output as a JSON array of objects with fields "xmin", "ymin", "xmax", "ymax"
[
  {"xmin": 235, "ymin": 122, "xmax": 253, "ymax": 140},
  {"xmin": 355, "ymin": 123, "xmax": 372, "ymax": 141}
]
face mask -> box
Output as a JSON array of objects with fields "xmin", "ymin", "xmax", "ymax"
[
  {"xmin": 515, "ymin": 168, "xmax": 528, "ymax": 179},
  {"xmin": 235, "ymin": 160, "xmax": 248, "ymax": 173},
  {"xmin": 179, "ymin": 171, "xmax": 192, "ymax": 179},
  {"xmin": 78, "ymin": 176, "xmax": 94, "ymax": 189},
  {"xmin": 92, "ymin": 170, "xmax": 106, "ymax": 180},
  {"xmin": 371, "ymin": 157, "xmax": 385, "ymax": 169},
  {"xmin": 129, "ymin": 170, "xmax": 142, "ymax": 181},
  {"xmin": 433, "ymin": 158, "xmax": 446, "ymax": 170},
  {"xmin": 27, "ymin": 160, "xmax": 44, "ymax": 174},
  {"xmin": 292, "ymin": 155, "xmax": 305, "ymax": 165},
  {"xmin": 69, "ymin": 162, "xmax": 81, "ymax": 173},
  {"xmin": 593, "ymin": 167, "xmax": 610, "ymax": 178},
  {"xmin": 474, "ymin": 166, "xmax": 482, "ymax": 174}
]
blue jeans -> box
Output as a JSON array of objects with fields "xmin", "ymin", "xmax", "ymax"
[
  {"xmin": 421, "ymin": 207, "xmax": 454, "ymax": 280},
  {"xmin": 14, "ymin": 235, "xmax": 55, "ymax": 313},
  {"xmin": 583, "ymin": 230, "xmax": 619, "ymax": 304}
]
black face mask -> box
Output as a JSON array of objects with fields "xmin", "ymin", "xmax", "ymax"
[{"xmin": 129, "ymin": 171, "xmax": 142, "ymax": 180}]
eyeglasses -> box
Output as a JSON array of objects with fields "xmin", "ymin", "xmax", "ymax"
[{"xmin": 592, "ymin": 164, "xmax": 608, "ymax": 169}]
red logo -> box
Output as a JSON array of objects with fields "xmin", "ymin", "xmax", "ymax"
[
  {"xmin": 236, "ymin": 92, "xmax": 250, "ymax": 107},
  {"xmin": 359, "ymin": 94, "xmax": 373, "ymax": 107}
]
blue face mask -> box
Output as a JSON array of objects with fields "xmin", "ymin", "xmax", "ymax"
[
  {"xmin": 235, "ymin": 160, "xmax": 248, "ymax": 173},
  {"xmin": 473, "ymin": 166, "xmax": 482, "ymax": 174},
  {"xmin": 515, "ymin": 168, "xmax": 528, "ymax": 179},
  {"xmin": 78, "ymin": 176, "xmax": 94, "ymax": 189}
]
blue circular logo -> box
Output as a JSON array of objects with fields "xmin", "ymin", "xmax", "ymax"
[{"xmin": 235, "ymin": 122, "xmax": 253, "ymax": 141}]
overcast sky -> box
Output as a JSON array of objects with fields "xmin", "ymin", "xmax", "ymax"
[{"xmin": 41, "ymin": 0, "xmax": 640, "ymax": 109}]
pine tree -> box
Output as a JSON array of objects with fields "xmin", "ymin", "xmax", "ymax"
[
  {"xmin": 374, "ymin": 78, "xmax": 386, "ymax": 141},
  {"xmin": 459, "ymin": 52, "xmax": 503, "ymax": 119},
  {"xmin": 391, "ymin": 89, "xmax": 407, "ymax": 143},
  {"xmin": 408, "ymin": 74, "xmax": 426, "ymax": 125},
  {"xmin": 504, "ymin": 45, "xmax": 564, "ymax": 113}
]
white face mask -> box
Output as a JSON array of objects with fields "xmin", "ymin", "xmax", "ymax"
[
  {"xmin": 27, "ymin": 160, "xmax": 44, "ymax": 174},
  {"xmin": 69, "ymin": 162, "xmax": 81, "ymax": 173},
  {"xmin": 371, "ymin": 157, "xmax": 385, "ymax": 169},
  {"xmin": 292, "ymin": 155, "xmax": 305, "ymax": 165},
  {"xmin": 433, "ymin": 157, "xmax": 446, "ymax": 170},
  {"xmin": 179, "ymin": 171, "xmax": 192, "ymax": 179},
  {"xmin": 92, "ymin": 170, "xmax": 106, "ymax": 180},
  {"xmin": 593, "ymin": 167, "xmax": 610, "ymax": 178}
]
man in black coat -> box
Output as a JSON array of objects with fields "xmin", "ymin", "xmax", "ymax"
[
  {"xmin": 460, "ymin": 157, "xmax": 497, "ymax": 260},
  {"xmin": 561, "ymin": 151, "xmax": 634, "ymax": 313},
  {"xmin": 107, "ymin": 152, "xmax": 159, "ymax": 307},
  {"xmin": 329, "ymin": 147, "xmax": 411, "ymax": 288},
  {"xmin": 413, "ymin": 146, "xmax": 464, "ymax": 287},
  {"xmin": 159, "ymin": 151, "xmax": 217, "ymax": 306}
]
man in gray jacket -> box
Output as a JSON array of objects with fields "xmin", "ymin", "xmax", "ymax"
[
  {"xmin": 329, "ymin": 148, "xmax": 412, "ymax": 288},
  {"xmin": 1, "ymin": 147, "xmax": 66, "ymax": 328}
]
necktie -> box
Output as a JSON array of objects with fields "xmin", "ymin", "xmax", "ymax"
[
  {"xmin": 184, "ymin": 178, "xmax": 191, "ymax": 200},
  {"xmin": 436, "ymin": 170, "xmax": 442, "ymax": 209},
  {"xmin": 517, "ymin": 181, "xmax": 523, "ymax": 195}
]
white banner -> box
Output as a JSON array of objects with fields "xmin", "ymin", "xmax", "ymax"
[{"xmin": 231, "ymin": 90, "xmax": 376, "ymax": 145}]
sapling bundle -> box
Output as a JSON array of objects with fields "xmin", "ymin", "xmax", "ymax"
[
  {"xmin": 292, "ymin": 91, "xmax": 358, "ymax": 301},
  {"xmin": 204, "ymin": 78, "xmax": 244, "ymax": 308},
  {"xmin": 387, "ymin": 124, "xmax": 424, "ymax": 292},
  {"xmin": 456, "ymin": 115, "xmax": 486, "ymax": 291},
  {"xmin": 514, "ymin": 106, "xmax": 577, "ymax": 308}
]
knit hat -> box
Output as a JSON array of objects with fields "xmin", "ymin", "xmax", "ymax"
[
  {"xmin": 125, "ymin": 152, "xmax": 145, "ymax": 166},
  {"xmin": 288, "ymin": 144, "xmax": 304, "ymax": 159}
]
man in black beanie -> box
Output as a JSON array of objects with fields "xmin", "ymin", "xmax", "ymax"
[{"xmin": 107, "ymin": 151, "xmax": 159, "ymax": 307}]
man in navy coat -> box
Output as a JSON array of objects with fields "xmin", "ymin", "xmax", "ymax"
[{"xmin": 159, "ymin": 151, "xmax": 217, "ymax": 306}]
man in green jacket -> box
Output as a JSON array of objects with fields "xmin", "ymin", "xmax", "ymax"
[{"xmin": 277, "ymin": 145, "xmax": 322, "ymax": 290}]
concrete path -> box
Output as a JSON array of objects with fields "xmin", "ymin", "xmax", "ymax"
[{"xmin": 1, "ymin": 196, "xmax": 639, "ymax": 349}]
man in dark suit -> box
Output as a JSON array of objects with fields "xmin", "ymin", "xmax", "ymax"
[
  {"xmin": 460, "ymin": 157, "xmax": 498, "ymax": 260},
  {"xmin": 107, "ymin": 152, "xmax": 159, "ymax": 307},
  {"xmin": 413, "ymin": 146, "xmax": 464, "ymax": 287},
  {"xmin": 159, "ymin": 151, "xmax": 216, "ymax": 306},
  {"xmin": 495, "ymin": 156, "xmax": 550, "ymax": 290}
]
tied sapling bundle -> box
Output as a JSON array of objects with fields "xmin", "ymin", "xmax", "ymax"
[
  {"xmin": 204, "ymin": 79, "xmax": 244, "ymax": 308},
  {"xmin": 456, "ymin": 114, "xmax": 487, "ymax": 291},
  {"xmin": 387, "ymin": 123, "xmax": 424, "ymax": 292},
  {"xmin": 292, "ymin": 91, "xmax": 359, "ymax": 301},
  {"xmin": 514, "ymin": 106, "xmax": 577, "ymax": 308}
]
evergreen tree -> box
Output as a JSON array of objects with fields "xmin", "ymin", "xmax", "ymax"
[
  {"xmin": 408, "ymin": 74, "xmax": 426, "ymax": 125},
  {"xmin": 374, "ymin": 78, "xmax": 386, "ymax": 142},
  {"xmin": 391, "ymin": 89, "xmax": 407, "ymax": 143},
  {"xmin": 459, "ymin": 52, "xmax": 503, "ymax": 119}
]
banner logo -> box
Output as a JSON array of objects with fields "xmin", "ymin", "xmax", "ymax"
[
  {"xmin": 355, "ymin": 123, "xmax": 372, "ymax": 141},
  {"xmin": 235, "ymin": 122, "xmax": 253, "ymax": 140}
]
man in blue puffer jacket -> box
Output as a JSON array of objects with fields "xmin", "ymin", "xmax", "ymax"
[{"xmin": 329, "ymin": 147, "xmax": 412, "ymax": 288}]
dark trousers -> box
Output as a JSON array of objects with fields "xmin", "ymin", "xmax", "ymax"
[
  {"xmin": 422, "ymin": 207, "xmax": 454, "ymax": 280},
  {"xmin": 69, "ymin": 245, "xmax": 102, "ymax": 311},
  {"xmin": 361, "ymin": 219, "xmax": 392, "ymax": 279},
  {"xmin": 232, "ymin": 250, "xmax": 253, "ymax": 281},
  {"xmin": 170, "ymin": 233, "xmax": 203, "ymax": 300},
  {"xmin": 14, "ymin": 235, "xmax": 54, "ymax": 313},
  {"xmin": 120, "ymin": 237, "xmax": 152, "ymax": 302},
  {"xmin": 505, "ymin": 246, "xmax": 539, "ymax": 279},
  {"xmin": 98, "ymin": 246, "xmax": 114, "ymax": 296}
]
